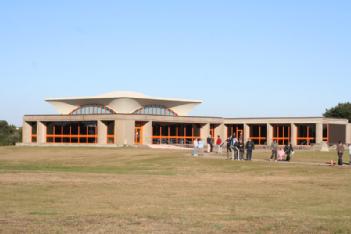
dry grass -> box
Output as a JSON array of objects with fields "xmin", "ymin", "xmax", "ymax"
[{"xmin": 0, "ymin": 146, "xmax": 350, "ymax": 233}]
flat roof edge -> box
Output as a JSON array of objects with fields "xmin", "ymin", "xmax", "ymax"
[{"xmin": 23, "ymin": 114, "xmax": 349, "ymax": 122}]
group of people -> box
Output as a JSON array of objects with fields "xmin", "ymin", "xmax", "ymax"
[
  {"xmin": 192, "ymin": 134, "xmax": 256, "ymax": 161},
  {"xmin": 269, "ymin": 140, "xmax": 294, "ymax": 162},
  {"xmin": 225, "ymin": 135, "xmax": 255, "ymax": 160},
  {"xmin": 193, "ymin": 134, "xmax": 351, "ymax": 166},
  {"xmin": 192, "ymin": 135, "xmax": 224, "ymax": 156},
  {"xmin": 335, "ymin": 141, "xmax": 351, "ymax": 166}
]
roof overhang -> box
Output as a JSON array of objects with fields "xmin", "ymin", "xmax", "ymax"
[{"xmin": 46, "ymin": 91, "xmax": 202, "ymax": 116}]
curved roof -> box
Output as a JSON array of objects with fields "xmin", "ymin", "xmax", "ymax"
[{"xmin": 46, "ymin": 91, "xmax": 202, "ymax": 116}]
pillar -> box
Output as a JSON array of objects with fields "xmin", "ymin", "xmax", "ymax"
[
  {"xmin": 214, "ymin": 123, "xmax": 226, "ymax": 140},
  {"xmin": 37, "ymin": 121, "xmax": 46, "ymax": 144},
  {"xmin": 115, "ymin": 119, "xmax": 135, "ymax": 146},
  {"xmin": 200, "ymin": 123, "xmax": 210, "ymax": 142},
  {"xmin": 97, "ymin": 120, "xmax": 107, "ymax": 145},
  {"xmin": 316, "ymin": 123, "xmax": 323, "ymax": 144},
  {"xmin": 291, "ymin": 123, "xmax": 297, "ymax": 146},
  {"xmin": 243, "ymin": 124, "xmax": 250, "ymax": 143},
  {"xmin": 346, "ymin": 124, "xmax": 351, "ymax": 144},
  {"xmin": 267, "ymin": 124, "xmax": 273, "ymax": 145},
  {"xmin": 142, "ymin": 121, "xmax": 153, "ymax": 145},
  {"xmin": 22, "ymin": 121, "xmax": 32, "ymax": 144}
]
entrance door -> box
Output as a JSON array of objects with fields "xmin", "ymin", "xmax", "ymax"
[{"xmin": 135, "ymin": 126, "xmax": 143, "ymax": 144}]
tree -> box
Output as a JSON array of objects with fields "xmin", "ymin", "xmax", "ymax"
[
  {"xmin": 323, "ymin": 102, "xmax": 351, "ymax": 123},
  {"xmin": 0, "ymin": 120, "xmax": 21, "ymax": 146}
]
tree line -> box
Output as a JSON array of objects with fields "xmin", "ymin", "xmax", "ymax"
[
  {"xmin": 0, "ymin": 121, "xmax": 21, "ymax": 146},
  {"xmin": 323, "ymin": 102, "xmax": 351, "ymax": 122}
]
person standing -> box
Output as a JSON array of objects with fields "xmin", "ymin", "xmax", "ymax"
[
  {"xmin": 210, "ymin": 136, "xmax": 214, "ymax": 152},
  {"xmin": 336, "ymin": 141, "xmax": 345, "ymax": 166},
  {"xmin": 192, "ymin": 138, "xmax": 199, "ymax": 157},
  {"xmin": 270, "ymin": 140, "xmax": 278, "ymax": 161},
  {"xmin": 238, "ymin": 140, "xmax": 245, "ymax": 160},
  {"xmin": 284, "ymin": 142, "xmax": 294, "ymax": 162},
  {"xmin": 216, "ymin": 135, "xmax": 222, "ymax": 154},
  {"xmin": 245, "ymin": 138, "xmax": 255, "ymax": 160},
  {"xmin": 198, "ymin": 138, "xmax": 204, "ymax": 156},
  {"xmin": 206, "ymin": 135, "xmax": 212, "ymax": 153},
  {"xmin": 226, "ymin": 136, "xmax": 232, "ymax": 159},
  {"xmin": 230, "ymin": 135, "xmax": 238, "ymax": 160}
]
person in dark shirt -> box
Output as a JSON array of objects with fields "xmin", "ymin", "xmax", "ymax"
[
  {"xmin": 336, "ymin": 141, "xmax": 345, "ymax": 166},
  {"xmin": 245, "ymin": 138, "xmax": 255, "ymax": 161},
  {"xmin": 284, "ymin": 142, "xmax": 294, "ymax": 162},
  {"xmin": 238, "ymin": 140, "xmax": 245, "ymax": 160}
]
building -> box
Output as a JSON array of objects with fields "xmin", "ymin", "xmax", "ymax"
[{"xmin": 22, "ymin": 91, "xmax": 351, "ymax": 147}]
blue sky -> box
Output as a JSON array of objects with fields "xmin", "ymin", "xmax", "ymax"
[{"xmin": 1, "ymin": 0, "xmax": 350, "ymax": 126}]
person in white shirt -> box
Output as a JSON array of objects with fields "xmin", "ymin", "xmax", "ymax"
[
  {"xmin": 192, "ymin": 139, "xmax": 199, "ymax": 157},
  {"xmin": 198, "ymin": 139, "xmax": 204, "ymax": 156}
]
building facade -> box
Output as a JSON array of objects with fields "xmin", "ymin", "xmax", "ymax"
[{"xmin": 22, "ymin": 91, "xmax": 351, "ymax": 147}]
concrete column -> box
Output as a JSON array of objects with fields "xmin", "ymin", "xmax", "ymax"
[
  {"xmin": 316, "ymin": 123, "xmax": 323, "ymax": 144},
  {"xmin": 214, "ymin": 123, "xmax": 226, "ymax": 140},
  {"xmin": 142, "ymin": 121, "xmax": 153, "ymax": 145},
  {"xmin": 291, "ymin": 123, "xmax": 297, "ymax": 146},
  {"xmin": 97, "ymin": 121, "xmax": 107, "ymax": 145},
  {"xmin": 37, "ymin": 121, "xmax": 46, "ymax": 144},
  {"xmin": 243, "ymin": 124, "xmax": 250, "ymax": 143},
  {"xmin": 22, "ymin": 121, "xmax": 32, "ymax": 144},
  {"xmin": 267, "ymin": 124, "xmax": 273, "ymax": 145},
  {"xmin": 346, "ymin": 123, "xmax": 351, "ymax": 144},
  {"xmin": 115, "ymin": 119, "xmax": 135, "ymax": 146},
  {"xmin": 200, "ymin": 123, "xmax": 210, "ymax": 142}
]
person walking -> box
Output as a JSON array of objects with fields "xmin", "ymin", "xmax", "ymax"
[
  {"xmin": 270, "ymin": 140, "xmax": 278, "ymax": 162},
  {"xmin": 245, "ymin": 138, "xmax": 255, "ymax": 160},
  {"xmin": 336, "ymin": 141, "xmax": 345, "ymax": 166},
  {"xmin": 216, "ymin": 135, "xmax": 222, "ymax": 154},
  {"xmin": 284, "ymin": 142, "xmax": 294, "ymax": 162}
]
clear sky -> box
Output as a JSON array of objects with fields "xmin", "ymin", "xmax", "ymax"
[{"xmin": 1, "ymin": 0, "xmax": 350, "ymax": 126}]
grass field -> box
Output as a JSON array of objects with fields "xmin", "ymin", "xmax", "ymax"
[{"xmin": 0, "ymin": 146, "xmax": 350, "ymax": 233}]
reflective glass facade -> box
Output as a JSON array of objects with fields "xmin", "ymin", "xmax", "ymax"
[
  {"xmin": 134, "ymin": 105, "xmax": 177, "ymax": 116},
  {"xmin": 71, "ymin": 105, "xmax": 114, "ymax": 115}
]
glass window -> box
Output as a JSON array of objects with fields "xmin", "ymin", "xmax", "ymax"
[
  {"xmin": 134, "ymin": 105, "xmax": 177, "ymax": 116},
  {"xmin": 71, "ymin": 105, "xmax": 114, "ymax": 115}
]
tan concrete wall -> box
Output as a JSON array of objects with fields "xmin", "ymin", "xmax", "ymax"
[
  {"xmin": 315, "ymin": 123, "xmax": 323, "ymax": 144},
  {"xmin": 290, "ymin": 123, "xmax": 297, "ymax": 146},
  {"xmin": 214, "ymin": 123, "xmax": 226, "ymax": 141},
  {"xmin": 243, "ymin": 124, "xmax": 250, "ymax": 143},
  {"xmin": 267, "ymin": 124, "xmax": 273, "ymax": 145},
  {"xmin": 115, "ymin": 119, "xmax": 135, "ymax": 146},
  {"xmin": 22, "ymin": 121, "xmax": 32, "ymax": 144},
  {"xmin": 37, "ymin": 121, "xmax": 46, "ymax": 144},
  {"xmin": 142, "ymin": 121, "xmax": 153, "ymax": 145},
  {"xmin": 225, "ymin": 117, "xmax": 347, "ymax": 125},
  {"xmin": 98, "ymin": 121, "xmax": 107, "ymax": 144},
  {"xmin": 200, "ymin": 123, "xmax": 210, "ymax": 142},
  {"xmin": 346, "ymin": 123, "xmax": 351, "ymax": 144},
  {"xmin": 24, "ymin": 114, "xmax": 223, "ymax": 124}
]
